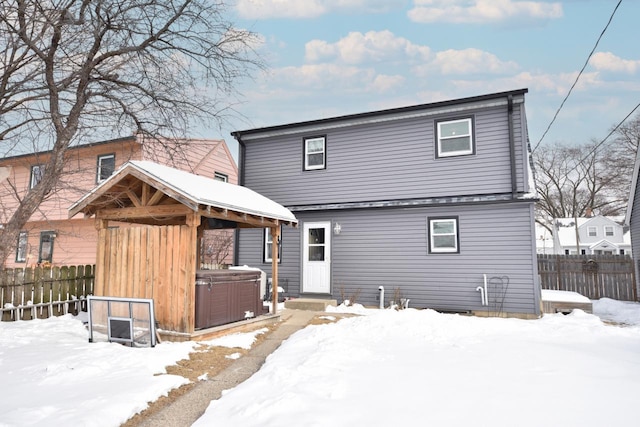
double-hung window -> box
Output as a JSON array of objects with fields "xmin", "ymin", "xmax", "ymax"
[
  {"xmin": 16, "ymin": 231, "xmax": 28, "ymax": 263},
  {"xmin": 30, "ymin": 164, "xmax": 45, "ymax": 189},
  {"xmin": 263, "ymin": 227, "xmax": 282, "ymax": 263},
  {"xmin": 97, "ymin": 154, "xmax": 115, "ymax": 183},
  {"xmin": 587, "ymin": 226, "xmax": 597, "ymax": 237},
  {"xmin": 38, "ymin": 231, "xmax": 56, "ymax": 263},
  {"xmin": 604, "ymin": 226, "xmax": 614, "ymax": 237},
  {"xmin": 436, "ymin": 117, "xmax": 474, "ymax": 158},
  {"xmin": 428, "ymin": 217, "xmax": 459, "ymax": 254},
  {"xmin": 304, "ymin": 136, "xmax": 326, "ymax": 170}
]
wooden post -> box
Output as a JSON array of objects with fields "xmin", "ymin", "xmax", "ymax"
[{"xmin": 270, "ymin": 225, "xmax": 280, "ymax": 314}]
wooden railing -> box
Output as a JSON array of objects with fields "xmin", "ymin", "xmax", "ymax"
[
  {"xmin": 0, "ymin": 265, "xmax": 95, "ymax": 321},
  {"xmin": 538, "ymin": 255, "xmax": 637, "ymax": 301}
]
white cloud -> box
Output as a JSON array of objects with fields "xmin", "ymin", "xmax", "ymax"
[
  {"xmin": 370, "ymin": 74, "xmax": 405, "ymax": 92},
  {"xmin": 408, "ymin": 0, "xmax": 563, "ymax": 24},
  {"xmin": 236, "ymin": 0, "xmax": 326, "ymax": 19},
  {"xmin": 589, "ymin": 52, "xmax": 640, "ymax": 74},
  {"xmin": 305, "ymin": 30, "xmax": 431, "ymax": 65},
  {"xmin": 422, "ymin": 48, "xmax": 519, "ymax": 75},
  {"xmin": 235, "ymin": 0, "xmax": 405, "ymax": 20},
  {"xmin": 449, "ymin": 70, "xmax": 601, "ymax": 96},
  {"xmin": 264, "ymin": 63, "xmax": 404, "ymax": 95},
  {"xmin": 269, "ymin": 63, "xmax": 375, "ymax": 89}
]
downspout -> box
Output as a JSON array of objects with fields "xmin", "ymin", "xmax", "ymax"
[
  {"xmin": 508, "ymin": 95, "xmax": 517, "ymax": 197},
  {"xmin": 232, "ymin": 132, "xmax": 246, "ymax": 266}
]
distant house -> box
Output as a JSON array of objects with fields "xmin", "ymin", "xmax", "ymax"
[
  {"xmin": 0, "ymin": 135, "xmax": 237, "ymax": 268},
  {"xmin": 232, "ymin": 89, "xmax": 542, "ymax": 318},
  {"xmin": 538, "ymin": 215, "xmax": 631, "ymax": 255}
]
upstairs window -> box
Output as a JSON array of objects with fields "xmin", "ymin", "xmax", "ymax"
[
  {"xmin": 428, "ymin": 217, "xmax": 459, "ymax": 254},
  {"xmin": 436, "ymin": 117, "xmax": 474, "ymax": 158},
  {"xmin": 304, "ymin": 136, "xmax": 326, "ymax": 170},
  {"xmin": 214, "ymin": 172, "xmax": 228, "ymax": 182},
  {"xmin": 16, "ymin": 231, "xmax": 28, "ymax": 263},
  {"xmin": 30, "ymin": 164, "xmax": 45, "ymax": 189},
  {"xmin": 587, "ymin": 226, "xmax": 597, "ymax": 237},
  {"xmin": 97, "ymin": 154, "xmax": 115, "ymax": 183},
  {"xmin": 604, "ymin": 226, "xmax": 614, "ymax": 237}
]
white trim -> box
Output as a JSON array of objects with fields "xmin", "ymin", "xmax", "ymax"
[
  {"xmin": 437, "ymin": 118, "xmax": 473, "ymax": 157},
  {"xmin": 429, "ymin": 218, "xmax": 458, "ymax": 253},
  {"xmin": 304, "ymin": 136, "xmax": 325, "ymax": 170}
]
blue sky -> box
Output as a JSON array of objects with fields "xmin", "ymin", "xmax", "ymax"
[{"xmin": 201, "ymin": 0, "xmax": 640, "ymax": 160}]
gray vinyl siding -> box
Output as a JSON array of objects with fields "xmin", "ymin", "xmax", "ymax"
[
  {"xmin": 243, "ymin": 103, "xmax": 528, "ymax": 206},
  {"xmin": 630, "ymin": 180, "xmax": 640, "ymax": 297},
  {"xmin": 238, "ymin": 201, "xmax": 539, "ymax": 315}
]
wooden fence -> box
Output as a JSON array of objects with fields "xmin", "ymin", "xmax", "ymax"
[
  {"xmin": 0, "ymin": 265, "xmax": 95, "ymax": 322},
  {"xmin": 538, "ymin": 255, "xmax": 637, "ymax": 301}
]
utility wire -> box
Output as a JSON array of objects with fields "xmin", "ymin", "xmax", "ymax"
[
  {"xmin": 557, "ymin": 101, "xmax": 640, "ymax": 178},
  {"xmin": 532, "ymin": 0, "xmax": 623, "ymax": 153}
]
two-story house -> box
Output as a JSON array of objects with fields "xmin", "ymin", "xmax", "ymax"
[
  {"xmin": 232, "ymin": 89, "xmax": 541, "ymax": 318},
  {"xmin": 0, "ymin": 134, "xmax": 237, "ymax": 268},
  {"xmin": 548, "ymin": 215, "xmax": 631, "ymax": 255}
]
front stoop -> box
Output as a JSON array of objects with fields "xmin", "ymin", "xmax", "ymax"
[{"xmin": 285, "ymin": 298, "xmax": 338, "ymax": 311}]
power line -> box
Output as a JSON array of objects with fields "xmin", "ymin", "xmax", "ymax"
[
  {"xmin": 532, "ymin": 0, "xmax": 623, "ymax": 153},
  {"xmin": 554, "ymin": 101, "xmax": 640, "ymax": 179}
]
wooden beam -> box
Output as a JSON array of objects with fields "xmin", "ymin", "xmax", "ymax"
[
  {"xmin": 271, "ymin": 226, "xmax": 280, "ymax": 315},
  {"xmin": 141, "ymin": 183, "xmax": 151, "ymax": 205},
  {"xmin": 147, "ymin": 188, "xmax": 165, "ymax": 206},
  {"xmin": 198, "ymin": 207, "xmax": 284, "ymax": 229},
  {"xmin": 126, "ymin": 189, "xmax": 142, "ymax": 207},
  {"xmin": 96, "ymin": 204, "xmax": 193, "ymax": 221}
]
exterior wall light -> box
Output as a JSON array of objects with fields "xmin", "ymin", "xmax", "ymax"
[{"xmin": 333, "ymin": 222, "xmax": 342, "ymax": 235}]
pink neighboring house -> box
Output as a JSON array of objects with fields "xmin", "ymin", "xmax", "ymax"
[{"xmin": 0, "ymin": 135, "xmax": 237, "ymax": 268}]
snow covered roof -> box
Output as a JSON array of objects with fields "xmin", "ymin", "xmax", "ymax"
[{"xmin": 69, "ymin": 161, "xmax": 297, "ymax": 227}]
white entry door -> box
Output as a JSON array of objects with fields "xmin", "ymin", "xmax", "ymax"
[{"xmin": 302, "ymin": 221, "xmax": 331, "ymax": 294}]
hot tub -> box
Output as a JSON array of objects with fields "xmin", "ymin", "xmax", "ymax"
[{"xmin": 194, "ymin": 269, "xmax": 264, "ymax": 329}]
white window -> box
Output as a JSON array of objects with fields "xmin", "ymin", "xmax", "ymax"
[
  {"xmin": 30, "ymin": 164, "xmax": 45, "ymax": 189},
  {"xmin": 604, "ymin": 226, "xmax": 614, "ymax": 237},
  {"xmin": 38, "ymin": 231, "xmax": 55, "ymax": 263},
  {"xmin": 588, "ymin": 226, "xmax": 597, "ymax": 237},
  {"xmin": 436, "ymin": 118, "xmax": 474, "ymax": 158},
  {"xmin": 214, "ymin": 172, "xmax": 228, "ymax": 182},
  {"xmin": 97, "ymin": 154, "xmax": 115, "ymax": 183},
  {"xmin": 428, "ymin": 217, "xmax": 459, "ymax": 253},
  {"xmin": 16, "ymin": 231, "xmax": 28, "ymax": 263},
  {"xmin": 263, "ymin": 227, "xmax": 282, "ymax": 263},
  {"xmin": 304, "ymin": 136, "xmax": 326, "ymax": 170}
]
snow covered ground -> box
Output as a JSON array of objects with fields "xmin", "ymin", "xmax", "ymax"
[{"xmin": 1, "ymin": 298, "xmax": 640, "ymax": 427}]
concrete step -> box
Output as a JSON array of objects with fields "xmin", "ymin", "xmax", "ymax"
[{"xmin": 284, "ymin": 298, "xmax": 338, "ymax": 311}]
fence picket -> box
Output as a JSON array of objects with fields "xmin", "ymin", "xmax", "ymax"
[
  {"xmin": 0, "ymin": 265, "xmax": 96, "ymax": 322},
  {"xmin": 538, "ymin": 255, "xmax": 637, "ymax": 301}
]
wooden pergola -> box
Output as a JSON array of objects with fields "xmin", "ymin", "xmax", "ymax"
[{"xmin": 69, "ymin": 161, "xmax": 297, "ymax": 335}]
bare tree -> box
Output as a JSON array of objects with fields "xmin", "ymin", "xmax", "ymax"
[
  {"xmin": 534, "ymin": 114, "xmax": 640, "ymax": 230},
  {"xmin": 0, "ymin": 0, "xmax": 262, "ymax": 265}
]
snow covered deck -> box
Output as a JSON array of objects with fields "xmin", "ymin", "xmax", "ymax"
[{"xmin": 542, "ymin": 290, "xmax": 592, "ymax": 314}]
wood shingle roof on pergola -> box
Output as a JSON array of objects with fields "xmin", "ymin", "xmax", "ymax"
[{"xmin": 69, "ymin": 161, "xmax": 296, "ymax": 332}]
